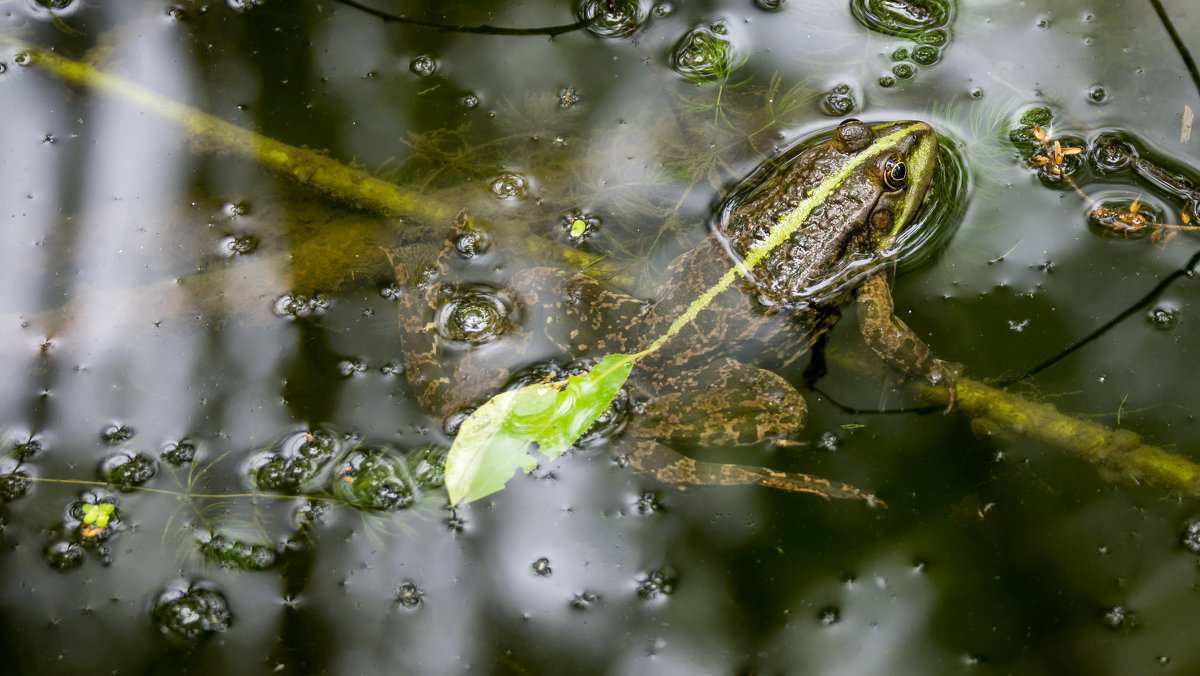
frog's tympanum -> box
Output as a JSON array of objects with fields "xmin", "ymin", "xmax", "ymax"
[{"xmin": 390, "ymin": 120, "xmax": 956, "ymax": 501}]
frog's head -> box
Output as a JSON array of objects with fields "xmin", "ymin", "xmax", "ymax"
[
  {"xmin": 834, "ymin": 119, "xmax": 938, "ymax": 250},
  {"xmin": 718, "ymin": 118, "xmax": 941, "ymax": 307}
]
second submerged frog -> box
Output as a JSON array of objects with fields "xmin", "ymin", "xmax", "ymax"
[{"xmin": 390, "ymin": 119, "xmax": 956, "ymax": 501}]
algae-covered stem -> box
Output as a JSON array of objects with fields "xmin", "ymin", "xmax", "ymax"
[
  {"xmin": 11, "ymin": 44, "xmax": 453, "ymax": 224},
  {"xmin": 830, "ymin": 342, "xmax": 1200, "ymax": 499}
]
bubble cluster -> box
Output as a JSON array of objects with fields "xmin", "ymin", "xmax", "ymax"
[
  {"xmin": 1086, "ymin": 84, "xmax": 1109, "ymax": 105},
  {"xmin": 220, "ymin": 233, "xmax": 258, "ymax": 257},
  {"xmin": 394, "ymin": 581, "xmax": 424, "ymax": 610},
  {"xmin": 489, "ymin": 172, "xmax": 529, "ymax": 200},
  {"xmin": 577, "ymin": 0, "xmax": 648, "ymax": 38},
  {"xmin": 407, "ymin": 446, "xmax": 447, "ymax": 490},
  {"xmin": 248, "ymin": 429, "xmax": 341, "ymax": 493},
  {"xmin": 338, "ymin": 357, "xmax": 368, "ymax": 377},
  {"xmin": 557, "ymin": 87, "xmax": 580, "ymax": 108},
  {"xmin": 818, "ymin": 606, "xmax": 840, "ymax": 626},
  {"xmin": 199, "ymin": 532, "xmax": 278, "ymax": 571},
  {"xmin": 434, "ymin": 286, "xmax": 512, "ymax": 346},
  {"xmin": 670, "ymin": 20, "xmax": 739, "ymax": 83},
  {"xmin": 0, "ymin": 462, "xmax": 31, "ymax": 502},
  {"xmin": 153, "ymin": 580, "xmax": 233, "ymax": 642},
  {"xmin": 43, "ymin": 490, "xmax": 121, "ymax": 569},
  {"xmin": 334, "ymin": 446, "xmax": 414, "ymax": 511},
  {"xmin": 636, "ymin": 567, "xmax": 677, "ymax": 599},
  {"xmin": 410, "ymin": 55, "xmax": 437, "ymax": 77},
  {"xmin": 453, "ymin": 226, "xmax": 491, "ymax": 258},
  {"xmin": 819, "ymin": 83, "xmax": 858, "ymax": 117},
  {"xmin": 101, "ymin": 451, "xmax": 157, "ymax": 490},
  {"xmin": 851, "ymin": 0, "xmax": 951, "ymax": 37},
  {"xmin": 1147, "ymin": 307, "xmax": 1176, "ymax": 331},
  {"xmin": 13, "ymin": 439, "xmax": 40, "ymax": 460},
  {"xmin": 851, "ymin": 0, "xmax": 953, "ymax": 86},
  {"xmin": 101, "ymin": 423, "xmax": 136, "ymax": 444},
  {"xmin": 634, "ymin": 491, "xmax": 662, "ymax": 515},
  {"xmin": 161, "ymin": 439, "xmax": 198, "ymax": 466},
  {"xmin": 561, "ymin": 210, "xmax": 601, "ymax": 242},
  {"xmin": 1181, "ymin": 518, "xmax": 1200, "ymax": 552},
  {"xmin": 272, "ymin": 293, "xmax": 331, "ymax": 318}
]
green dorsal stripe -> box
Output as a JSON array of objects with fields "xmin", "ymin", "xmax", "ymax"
[{"xmin": 632, "ymin": 122, "xmax": 923, "ymax": 360}]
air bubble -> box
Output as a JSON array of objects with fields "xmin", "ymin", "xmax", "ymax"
[
  {"xmin": 395, "ymin": 581, "xmax": 423, "ymax": 609},
  {"xmin": 101, "ymin": 424, "xmax": 135, "ymax": 444},
  {"xmin": 670, "ymin": 20, "xmax": 739, "ymax": 82},
  {"xmin": 334, "ymin": 446, "xmax": 414, "ymax": 511},
  {"xmin": 819, "ymin": 83, "xmax": 858, "ymax": 116},
  {"xmin": 1148, "ymin": 307, "xmax": 1177, "ymax": 330},
  {"xmin": 220, "ymin": 233, "xmax": 258, "ymax": 257},
  {"xmin": 892, "ymin": 63, "xmax": 916, "ymax": 79},
  {"xmin": 754, "ymin": 0, "xmax": 786, "ymax": 11},
  {"xmin": 410, "ymin": 55, "xmax": 437, "ymax": 77},
  {"xmin": 636, "ymin": 568, "xmax": 677, "ymax": 599},
  {"xmin": 558, "ymin": 87, "xmax": 581, "ymax": 108},
  {"xmin": 850, "ymin": 0, "xmax": 952, "ymax": 38},
  {"xmin": 338, "ymin": 358, "xmax": 368, "ymax": 377},
  {"xmin": 490, "ymin": 172, "xmax": 528, "ymax": 200},
  {"xmin": 434, "ymin": 287, "xmax": 512, "ymax": 346},
  {"xmin": 100, "ymin": 451, "xmax": 157, "ymax": 490},
  {"xmin": 153, "ymin": 580, "xmax": 233, "ymax": 642},
  {"xmin": 818, "ymin": 606, "xmax": 840, "ymax": 626},
  {"xmin": 577, "ymin": 0, "xmax": 648, "ymax": 38},
  {"xmin": 161, "ymin": 439, "xmax": 198, "ymax": 465}
]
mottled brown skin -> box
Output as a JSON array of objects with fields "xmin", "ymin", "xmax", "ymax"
[{"xmin": 390, "ymin": 120, "xmax": 955, "ymax": 502}]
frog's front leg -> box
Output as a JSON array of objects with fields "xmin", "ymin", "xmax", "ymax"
[
  {"xmin": 622, "ymin": 358, "xmax": 879, "ymax": 502},
  {"xmin": 854, "ymin": 272, "xmax": 957, "ymax": 409}
]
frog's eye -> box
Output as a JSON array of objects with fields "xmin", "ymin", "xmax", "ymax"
[{"xmin": 882, "ymin": 155, "xmax": 907, "ymax": 191}]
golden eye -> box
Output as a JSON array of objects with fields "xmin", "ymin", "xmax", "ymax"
[{"xmin": 882, "ymin": 156, "xmax": 907, "ymax": 191}]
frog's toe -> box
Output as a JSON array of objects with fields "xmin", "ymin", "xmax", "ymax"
[{"xmin": 929, "ymin": 358, "xmax": 958, "ymax": 413}]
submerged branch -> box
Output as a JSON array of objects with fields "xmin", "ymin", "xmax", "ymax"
[
  {"xmin": 926, "ymin": 376, "xmax": 1200, "ymax": 496},
  {"xmin": 833, "ymin": 343, "xmax": 1200, "ymax": 498},
  {"xmin": 15, "ymin": 45, "xmax": 452, "ymax": 223}
]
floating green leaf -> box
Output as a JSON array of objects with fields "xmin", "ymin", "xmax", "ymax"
[
  {"xmin": 445, "ymin": 353, "xmax": 635, "ymax": 505},
  {"xmin": 81, "ymin": 502, "xmax": 115, "ymax": 529}
]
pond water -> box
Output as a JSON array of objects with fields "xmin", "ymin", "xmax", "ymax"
[{"xmin": 2, "ymin": 0, "xmax": 1200, "ymax": 673}]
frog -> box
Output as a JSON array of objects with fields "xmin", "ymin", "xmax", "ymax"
[{"xmin": 387, "ymin": 119, "xmax": 957, "ymax": 502}]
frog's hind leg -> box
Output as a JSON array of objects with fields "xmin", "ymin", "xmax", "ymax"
[
  {"xmin": 621, "ymin": 440, "xmax": 880, "ymax": 503},
  {"xmin": 624, "ymin": 358, "xmax": 880, "ymax": 503}
]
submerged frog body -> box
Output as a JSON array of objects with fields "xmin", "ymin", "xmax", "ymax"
[{"xmin": 391, "ymin": 119, "xmax": 956, "ymax": 501}]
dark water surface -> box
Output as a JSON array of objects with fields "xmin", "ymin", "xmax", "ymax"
[{"xmin": 2, "ymin": 1, "xmax": 1200, "ymax": 673}]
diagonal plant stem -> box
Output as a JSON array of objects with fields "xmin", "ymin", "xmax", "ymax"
[{"xmin": 11, "ymin": 44, "xmax": 452, "ymax": 223}]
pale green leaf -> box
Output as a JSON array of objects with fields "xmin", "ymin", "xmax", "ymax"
[{"xmin": 445, "ymin": 353, "xmax": 636, "ymax": 505}]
